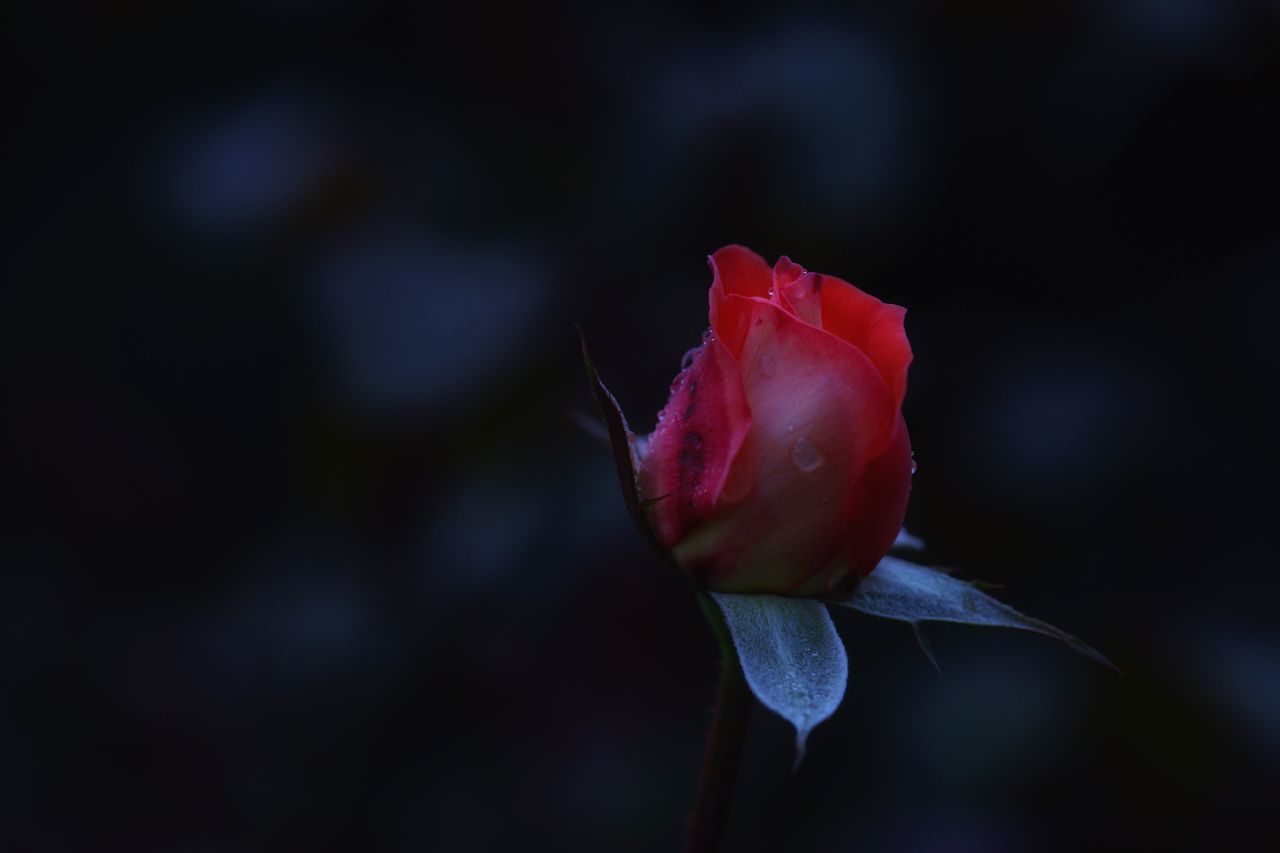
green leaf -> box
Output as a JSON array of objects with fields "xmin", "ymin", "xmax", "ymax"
[
  {"xmin": 831, "ymin": 556, "xmax": 1115, "ymax": 670},
  {"xmin": 710, "ymin": 592, "xmax": 848, "ymax": 765}
]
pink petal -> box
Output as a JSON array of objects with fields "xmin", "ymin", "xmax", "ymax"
[
  {"xmin": 640, "ymin": 337, "xmax": 753, "ymax": 551},
  {"xmin": 839, "ymin": 412, "xmax": 913, "ymax": 576},
  {"xmin": 708, "ymin": 245, "xmax": 772, "ymax": 358},
  {"xmin": 788, "ymin": 414, "xmax": 913, "ymax": 596},
  {"xmin": 772, "ymin": 255, "xmax": 806, "ymax": 291},
  {"xmin": 820, "ymin": 276, "xmax": 912, "ymax": 410},
  {"xmin": 679, "ymin": 296, "xmax": 898, "ymax": 592},
  {"xmin": 779, "ymin": 271, "xmax": 825, "ymax": 327}
]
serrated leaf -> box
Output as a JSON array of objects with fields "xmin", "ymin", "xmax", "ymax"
[
  {"xmin": 710, "ymin": 592, "xmax": 848, "ymax": 765},
  {"xmin": 831, "ymin": 556, "xmax": 1115, "ymax": 669}
]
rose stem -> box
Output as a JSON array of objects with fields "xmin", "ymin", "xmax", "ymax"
[{"xmin": 686, "ymin": 593, "xmax": 752, "ymax": 853}]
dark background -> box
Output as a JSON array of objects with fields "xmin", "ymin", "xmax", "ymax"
[{"xmin": 6, "ymin": 1, "xmax": 1279, "ymax": 850}]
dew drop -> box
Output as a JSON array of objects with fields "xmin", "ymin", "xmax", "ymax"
[
  {"xmin": 910, "ymin": 453, "xmax": 918, "ymax": 475},
  {"xmin": 757, "ymin": 353, "xmax": 777, "ymax": 378},
  {"xmin": 790, "ymin": 437, "xmax": 824, "ymax": 473},
  {"xmin": 680, "ymin": 346, "xmax": 700, "ymax": 371}
]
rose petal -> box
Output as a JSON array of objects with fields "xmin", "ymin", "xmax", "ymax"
[
  {"xmin": 789, "ymin": 414, "xmax": 912, "ymax": 596},
  {"xmin": 820, "ymin": 276, "xmax": 912, "ymax": 410},
  {"xmin": 709, "ymin": 245, "xmax": 772, "ymax": 357},
  {"xmin": 778, "ymin": 271, "xmax": 824, "ymax": 328},
  {"xmin": 839, "ymin": 413, "xmax": 913, "ymax": 575},
  {"xmin": 772, "ymin": 256, "xmax": 806, "ymax": 291},
  {"xmin": 640, "ymin": 337, "xmax": 753, "ymax": 550},
  {"xmin": 678, "ymin": 296, "xmax": 897, "ymax": 592}
]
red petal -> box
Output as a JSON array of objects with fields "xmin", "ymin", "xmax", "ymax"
[
  {"xmin": 708, "ymin": 245, "xmax": 772, "ymax": 358},
  {"xmin": 772, "ymin": 256, "xmax": 805, "ymax": 291},
  {"xmin": 778, "ymin": 272, "xmax": 824, "ymax": 327},
  {"xmin": 820, "ymin": 276, "xmax": 912, "ymax": 410},
  {"xmin": 789, "ymin": 414, "xmax": 913, "ymax": 596},
  {"xmin": 680, "ymin": 296, "xmax": 898, "ymax": 593},
  {"xmin": 640, "ymin": 337, "xmax": 753, "ymax": 551},
  {"xmin": 840, "ymin": 413, "xmax": 913, "ymax": 576},
  {"xmin": 770, "ymin": 256, "xmax": 821, "ymax": 323}
]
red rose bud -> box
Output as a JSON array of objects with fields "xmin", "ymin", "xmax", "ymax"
[{"xmin": 639, "ymin": 246, "xmax": 913, "ymax": 596}]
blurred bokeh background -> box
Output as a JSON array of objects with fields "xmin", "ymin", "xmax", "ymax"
[{"xmin": 6, "ymin": 1, "xmax": 1279, "ymax": 850}]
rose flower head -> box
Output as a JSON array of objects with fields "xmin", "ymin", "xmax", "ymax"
[{"xmin": 638, "ymin": 245, "xmax": 913, "ymax": 596}]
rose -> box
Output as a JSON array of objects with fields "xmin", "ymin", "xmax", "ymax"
[{"xmin": 638, "ymin": 245, "xmax": 913, "ymax": 596}]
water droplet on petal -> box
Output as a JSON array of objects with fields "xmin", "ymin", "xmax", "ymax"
[
  {"xmin": 910, "ymin": 453, "xmax": 918, "ymax": 475},
  {"xmin": 791, "ymin": 437, "xmax": 824, "ymax": 473},
  {"xmin": 681, "ymin": 346, "xmax": 700, "ymax": 370},
  {"xmin": 758, "ymin": 354, "xmax": 777, "ymax": 378}
]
